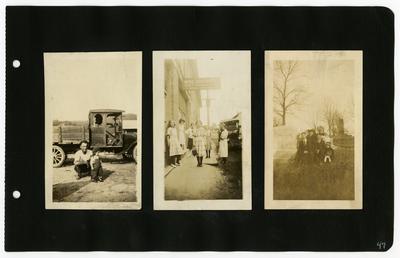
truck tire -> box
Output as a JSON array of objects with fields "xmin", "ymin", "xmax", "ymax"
[
  {"xmin": 133, "ymin": 145, "xmax": 138, "ymax": 163},
  {"xmin": 53, "ymin": 145, "xmax": 66, "ymax": 168}
]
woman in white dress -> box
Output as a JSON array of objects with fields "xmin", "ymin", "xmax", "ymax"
[
  {"xmin": 166, "ymin": 120, "xmax": 182, "ymax": 167},
  {"xmin": 178, "ymin": 119, "xmax": 187, "ymax": 158},
  {"xmin": 218, "ymin": 123, "xmax": 229, "ymax": 164},
  {"xmin": 193, "ymin": 121, "xmax": 206, "ymax": 167}
]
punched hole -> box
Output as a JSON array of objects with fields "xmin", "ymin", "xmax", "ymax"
[
  {"xmin": 12, "ymin": 60, "xmax": 21, "ymax": 68},
  {"xmin": 12, "ymin": 190, "xmax": 21, "ymax": 199}
]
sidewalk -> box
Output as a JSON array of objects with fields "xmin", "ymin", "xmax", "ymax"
[
  {"xmin": 165, "ymin": 150, "xmax": 241, "ymax": 200},
  {"xmin": 164, "ymin": 150, "xmax": 193, "ymax": 177}
]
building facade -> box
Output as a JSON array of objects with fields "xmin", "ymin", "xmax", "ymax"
[{"xmin": 164, "ymin": 59, "xmax": 202, "ymax": 126}]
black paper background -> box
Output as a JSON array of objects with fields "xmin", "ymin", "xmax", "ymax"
[{"xmin": 5, "ymin": 6, "xmax": 394, "ymax": 251}]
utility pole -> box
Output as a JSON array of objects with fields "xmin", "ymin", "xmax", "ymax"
[
  {"xmin": 206, "ymin": 90, "xmax": 210, "ymax": 126},
  {"xmin": 183, "ymin": 76, "xmax": 220, "ymax": 127},
  {"xmin": 204, "ymin": 90, "xmax": 214, "ymax": 126}
]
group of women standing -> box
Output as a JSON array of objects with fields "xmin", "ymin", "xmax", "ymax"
[{"xmin": 166, "ymin": 119, "xmax": 229, "ymax": 168}]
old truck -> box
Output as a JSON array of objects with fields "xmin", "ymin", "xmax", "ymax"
[{"xmin": 52, "ymin": 109, "xmax": 137, "ymax": 167}]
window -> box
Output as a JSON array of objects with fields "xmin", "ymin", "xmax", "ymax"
[{"xmin": 94, "ymin": 114, "xmax": 103, "ymax": 126}]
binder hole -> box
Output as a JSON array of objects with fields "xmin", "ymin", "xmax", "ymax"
[
  {"xmin": 12, "ymin": 60, "xmax": 21, "ymax": 68},
  {"xmin": 12, "ymin": 190, "xmax": 21, "ymax": 199}
]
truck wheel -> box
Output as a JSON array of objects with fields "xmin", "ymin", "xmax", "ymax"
[
  {"xmin": 53, "ymin": 145, "xmax": 66, "ymax": 168},
  {"xmin": 133, "ymin": 145, "xmax": 138, "ymax": 163}
]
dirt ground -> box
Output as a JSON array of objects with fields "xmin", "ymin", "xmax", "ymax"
[
  {"xmin": 53, "ymin": 155, "xmax": 137, "ymax": 202},
  {"xmin": 273, "ymin": 147, "xmax": 355, "ymax": 200}
]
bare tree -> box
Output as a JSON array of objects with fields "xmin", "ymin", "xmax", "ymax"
[
  {"xmin": 307, "ymin": 110, "xmax": 321, "ymax": 130},
  {"xmin": 322, "ymin": 99, "xmax": 343, "ymax": 137},
  {"xmin": 273, "ymin": 61, "xmax": 305, "ymax": 126}
]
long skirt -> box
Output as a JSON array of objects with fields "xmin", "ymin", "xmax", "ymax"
[
  {"xmin": 219, "ymin": 139, "xmax": 228, "ymax": 158},
  {"xmin": 194, "ymin": 137, "xmax": 206, "ymax": 157},
  {"xmin": 169, "ymin": 139, "xmax": 182, "ymax": 156}
]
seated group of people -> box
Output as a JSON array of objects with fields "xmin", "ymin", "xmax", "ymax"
[{"xmin": 295, "ymin": 127, "xmax": 335, "ymax": 164}]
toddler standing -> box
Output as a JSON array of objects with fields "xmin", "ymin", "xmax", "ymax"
[{"xmin": 90, "ymin": 148, "xmax": 104, "ymax": 182}]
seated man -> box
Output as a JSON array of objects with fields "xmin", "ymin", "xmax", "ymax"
[{"xmin": 73, "ymin": 140, "xmax": 93, "ymax": 179}]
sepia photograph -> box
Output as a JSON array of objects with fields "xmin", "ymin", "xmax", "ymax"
[
  {"xmin": 265, "ymin": 51, "xmax": 362, "ymax": 209},
  {"xmin": 153, "ymin": 51, "xmax": 252, "ymax": 210},
  {"xmin": 44, "ymin": 52, "xmax": 142, "ymax": 209}
]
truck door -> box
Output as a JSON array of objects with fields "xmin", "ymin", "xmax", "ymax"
[{"xmin": 90, "ymin": 113, "xmax": 106, "ymax": 147}]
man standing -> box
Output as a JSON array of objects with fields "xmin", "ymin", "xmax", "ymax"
[
  {"xmin": 306, "ymin": 129, "xmax": 318, "ymax": 163},
  {"xmin": 74, "ymin": 140, "xmax": 92, "ymax": 179},
  {"xmin": 296, "ymin": 132, "xmax": 307, "ymax": 164}
]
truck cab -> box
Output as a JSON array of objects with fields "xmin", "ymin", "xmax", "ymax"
[{"xmin": 89, "ymin": 109, "xmax": 124, "ymax": 148}]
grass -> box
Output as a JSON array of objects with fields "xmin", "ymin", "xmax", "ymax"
[
  {"xmin": 273, "ymin": 147, "xmax": 355, "ymax": 200},
  {"xmin": 218, "ymin": 149, "xmax": 243, "ymax": 199}
]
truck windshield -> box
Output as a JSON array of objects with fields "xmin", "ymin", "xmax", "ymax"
[{"xmin": 106, "ymin": 114, "xmax": 122, "ymax": 129}]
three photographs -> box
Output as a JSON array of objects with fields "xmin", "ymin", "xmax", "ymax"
[{"xmin": 44, "ymin": 50, "xmax": 363, "ymax": 210}]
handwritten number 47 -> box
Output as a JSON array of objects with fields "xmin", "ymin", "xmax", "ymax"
[{"xmin": 377, "ymin": 242, "xmax": 386, "ymax": 250}]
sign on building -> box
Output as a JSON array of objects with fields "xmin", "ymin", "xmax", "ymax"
[{"xmin": 183, "ymin": 77, "xmax": 221, "ymax": 90}]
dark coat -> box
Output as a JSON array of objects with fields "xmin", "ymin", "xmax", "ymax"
[
  {"xmin": 298, "ymin": 139, "xmax": 307, "ymax": 153},
  {"xmin": 306, "ymin": 134, "xmax": 318, "ymax": 153}
]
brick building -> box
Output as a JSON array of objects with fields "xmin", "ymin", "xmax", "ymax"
[{"xmin": 164, "ymin": 59, "xmax": 202, "ymax": 126}]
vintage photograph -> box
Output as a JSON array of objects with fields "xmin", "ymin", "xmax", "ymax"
[
  {"xmin": 265, "ymin": 51, "xmax": 362, "ymax": 209},
  {"xmin": 44, "ymin": 52, "xmax": 142, "ymax": 209},
  {"xmin": 153, "ymin": 51, "xmax": 252, "ymax": 210}
]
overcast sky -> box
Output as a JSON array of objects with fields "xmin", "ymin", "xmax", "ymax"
[
  {"xmin": 279, "ymin": 60, "xmax": 355, "ymax": 134},
  {"xmin": 44, "ymin": 52, "xmax": 141, "ymax": 121},
  {"xmin": 191, "ymin": 52, "xmax": 251, "ymax": 125}
]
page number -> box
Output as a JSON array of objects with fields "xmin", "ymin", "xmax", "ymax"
[{"xmin": 377, "ymin": 241, "xmax": 386, "ymax": 250}]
